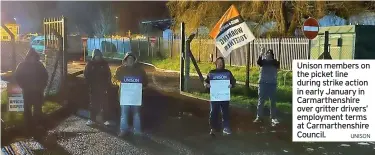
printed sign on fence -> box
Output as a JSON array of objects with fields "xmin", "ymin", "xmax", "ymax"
[
  {"xmin": 210, "ymin": 73, "xmax": 231, "ymax": 101},
  {"xmin": 293, "ymin": 60, "xmax": 375, "ymax": 142},
  {"xmin": 120, "ymin": 76, "xmax": 142, "ymax": 106},
  {"xmin": 7, "ymin": 84, "xmax": 24, "ymax": 112},
  {"xmin": 209, "ymin": 5, "xmax": 255, "ymax": 58}
]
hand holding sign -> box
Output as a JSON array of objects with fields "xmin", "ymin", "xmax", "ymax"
[{"xmin": 204, "ymin": 83, "xmax": 211, "ymax": 88}]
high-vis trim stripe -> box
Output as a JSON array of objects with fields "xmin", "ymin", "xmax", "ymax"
[{"xmin": 303, "ymin": 26, "xmax": 319, "ymax": 32}]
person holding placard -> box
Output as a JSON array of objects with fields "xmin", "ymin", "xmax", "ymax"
[
  {"xmin": 253, "ymin": 48, "xmax": 280, "ymax": 126},
  {"xmin": 204, "ymin": 57, "xmax": 236, "ymax": 136},
  {"xmin": 114, "ymin": 53, "xmax": 148, "ymax": 137},
  {"xmin": 84, "ymin": 49, "xmax": 112, "ymax": 126},
  {"xmin": 14, "ymin": 48, "xmax": 48, "ymax": 133}
]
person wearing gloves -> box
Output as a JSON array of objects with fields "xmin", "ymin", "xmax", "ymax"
[
  {"xmin": 14, "ymin": 48, "xmax": 48, "ymax": 133},
  {"xmin": 204, "ymin": 57, "xmax": 236, "ymax": 136},
  {"xmin": 253, "ymin": 48, "xmax": 280, "ymax": 126},
  {"xmin": 84, "ymin": 49, "xmax": 112, "ymax": 126},
  {"xmin": 114, "ymin": 53, "xmax": 148, "ymax": 137}
]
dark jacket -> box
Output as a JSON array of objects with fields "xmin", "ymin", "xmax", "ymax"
[
  {"xmin": 257, "ymin": 50, "xmax": 280, "ymax": 84},
  {"xmin": 204, "ymin": 57, "xmax": 236, "ymax": 87},
  {"xmin": 114, "ymin": 53, "xmax": 148, "ymax": 87},
  {"xmin": 84, "ymin": 49, "xmax": 112, "ymax": 90},
  {"xmin": 14, "ymin": 48, "xmax": 48, "ymax": 92}
]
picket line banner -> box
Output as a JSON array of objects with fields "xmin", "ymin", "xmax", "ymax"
[
  {"xmin": 292, "ymin": 60, "xmax": 375, "ymax": 142},
  {"xmin": 209, "ymin": 5, "xmax": 255, "ymax": 58}
]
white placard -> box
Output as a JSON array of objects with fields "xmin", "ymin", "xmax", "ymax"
[
  {"xmin": 210, "ymin": 80, "xmax": 230, "ymax": 101},
  {"xmin": 120, "ymin": 83, "xmax": 142, "ymax": 106},
  {"xmin": 293, "ymin": 60, "xmax": 375, "ymax": 142},
  {"xmin": 9, "ymin": 96, "xmax": 24, "ymax": 112}
]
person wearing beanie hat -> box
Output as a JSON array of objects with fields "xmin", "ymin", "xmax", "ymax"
[
  {"xmin": 84, "ymin": 49, "xmax": 112, "ymax": 126},
  {"xmin": 204, "ymin": 57, "xmax": 236, "ymax": 136},
  {"xmin": 14, "ymin": 48, "xmax": 48, "ymax": 134},
  {"xmin": 254, "ymin": 48, "xmax": 280, "ymax": 126},
  {"xmin": 114, "ymin": 52, "xmax": 148, "ymax": 137}
]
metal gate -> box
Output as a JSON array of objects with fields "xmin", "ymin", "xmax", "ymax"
[{"xmin": 43, "ymin": 17, "xmax": 67, "ymax": 97}]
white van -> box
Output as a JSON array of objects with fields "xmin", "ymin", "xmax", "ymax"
[{"xmin": 30, "ymin": 35, "xmax": 83, "ymax": 60}]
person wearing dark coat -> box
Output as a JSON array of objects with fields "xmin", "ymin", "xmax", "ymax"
[
  {"xmin": 254, "ymin": 48, "xmax": 280, "ymax": 126},
  {"xmin": 84, "ymin": 49, "xmax": 112, "ymax": 126},
  {"xmin": 204, "ymin": 57, "xmax": 236, "ymax": 136},
  {"xmin": 14, "ymin": 48, "xmax": 48, "ymax": 131}
]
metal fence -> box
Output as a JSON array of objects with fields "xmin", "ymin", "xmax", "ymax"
[
  {"xmin": 43, "ymin": 16, "xmax": 67, "ymax": 96},
  {"xmin": 86, "ymin": 37, "xmax": 132, "ymax": 54},
  {"xmin": 0, "ymin": 41, "xmax": 31, "ymax": 72},
  {"xmin": 130, "ymin": 37, "xmax": 311, "ymax": 70},
  {"xmin": 310, "ymin": 33, "xmax": 355, "ymax": 59}
]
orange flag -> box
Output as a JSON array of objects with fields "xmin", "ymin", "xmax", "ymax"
[{"xmin": 209, "ymin": 5, "xmax": 255, "ymax": 57}]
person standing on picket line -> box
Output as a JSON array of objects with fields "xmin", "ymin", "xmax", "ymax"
[
  {"xmin": 204, "ymin": 57, "xmax": 236, "ymax": 136},
  {"xmin": 114, "ymin": 53, "xmax": 148, "ymax": 137},
  {"xmin": 253, "ymin": 48, "xmax": 280, "ymax": 126},
  {"xmin": 14, "ymin": 48, "xmax": 48, "ymax": 134},
  {"xmin": 84, "ymin": 49, "xmax": 113, "ymax": 126}
]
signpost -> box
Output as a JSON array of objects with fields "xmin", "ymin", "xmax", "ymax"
[
  {"xmin": 303, "ymin": 17, "xmax": 320, "ymax": 40},
  {"xmin": 7, "ymin": 83, "xmax": 23, "ymax": 112},
  {"xmin": 150, "ymin": 37, "xmax": 156, "ymax": 47},
  {"xmin": 82, "ymin": 37, "xmax": 88, "ymax": 62}
]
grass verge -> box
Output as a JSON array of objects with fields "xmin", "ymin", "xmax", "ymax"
[
  {"xmin": 150, "ymin": 58, "xmax": 293, "ymax": 114},
  {"xmin": 151, "ymin": 58, "xmax": 293, "ymax": 87},
  {"xmin": 1, "ymin": 90, "xmax": 62, "ymax": 128}
]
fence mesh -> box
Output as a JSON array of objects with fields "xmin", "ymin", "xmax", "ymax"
[
  {"xmin": 131, "ymin": 37, "xmax": 312, "ymax": 70},
  {"xmin": 310, "ymin": 34, "xmax": 355, "ymax": 59},
  {"xmin": 1, "ymin": 41, "xmax": 31, "ymax": 72}
]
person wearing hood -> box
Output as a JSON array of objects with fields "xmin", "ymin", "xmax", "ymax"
[
  {"xmin": 254, "ymin": 48, "xmax": 280, "ymax": 126},
  {"xmin": 204, "ymin": 57, "xmax": 236, "ymax": 136},
  {"xmin": 14, "ymin": 48, "xmax": 48, "ymax": 132},
  {"xmin": 84, "ymin": 49, "xmax": 112, "ymax": 126},
  {"xmin": 114, "ymin": 52, "xmax": 148, "ymax": 137}
]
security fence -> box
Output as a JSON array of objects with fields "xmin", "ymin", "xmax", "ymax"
[
  {"xmin": 0, "ymin": 41, "xmax": 31, "ymax": 72},
  {"xmin": 132, "ymin": 34, "xmax": 357, "ymax": 70},
  {"xmin": 131, "ymin": 37, "xmax": 311, "ymax": 70},
  {"xmin": 43, "ymin": 17, "xmax": 67, "ymax": 96},
  {"xmin": 310, "ymin": 33, "xmax": 356, "ymax": 59}
]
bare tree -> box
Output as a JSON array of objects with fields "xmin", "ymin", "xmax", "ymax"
[{"xmin": 93, "ymin": 7, "xmax": 115, "ymax": 37}]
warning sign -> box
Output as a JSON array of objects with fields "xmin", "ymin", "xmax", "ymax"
[
  {"xmin": 303, "ymin": 17, "xmax": 320, "ymax": 40},
  {"xmin": 210, "ymin": 5, "xmax": 255, "ymax": 58},
  {"xmin": 7, "ymin": 83, "xmax": 24, "ymax": 112}
]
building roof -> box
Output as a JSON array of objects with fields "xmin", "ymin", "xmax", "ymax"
[
  {"xmin": 140, "ymin": 19, "xmax": 173, "ymax": 31},
  {"xmin": 318, "ymin": 25, "xmax": 356, "ymax": 35}
]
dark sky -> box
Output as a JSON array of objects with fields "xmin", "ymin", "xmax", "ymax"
[{"xmin": 1, "ymin": 1, "xmax": 169, "ymax": 35}]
